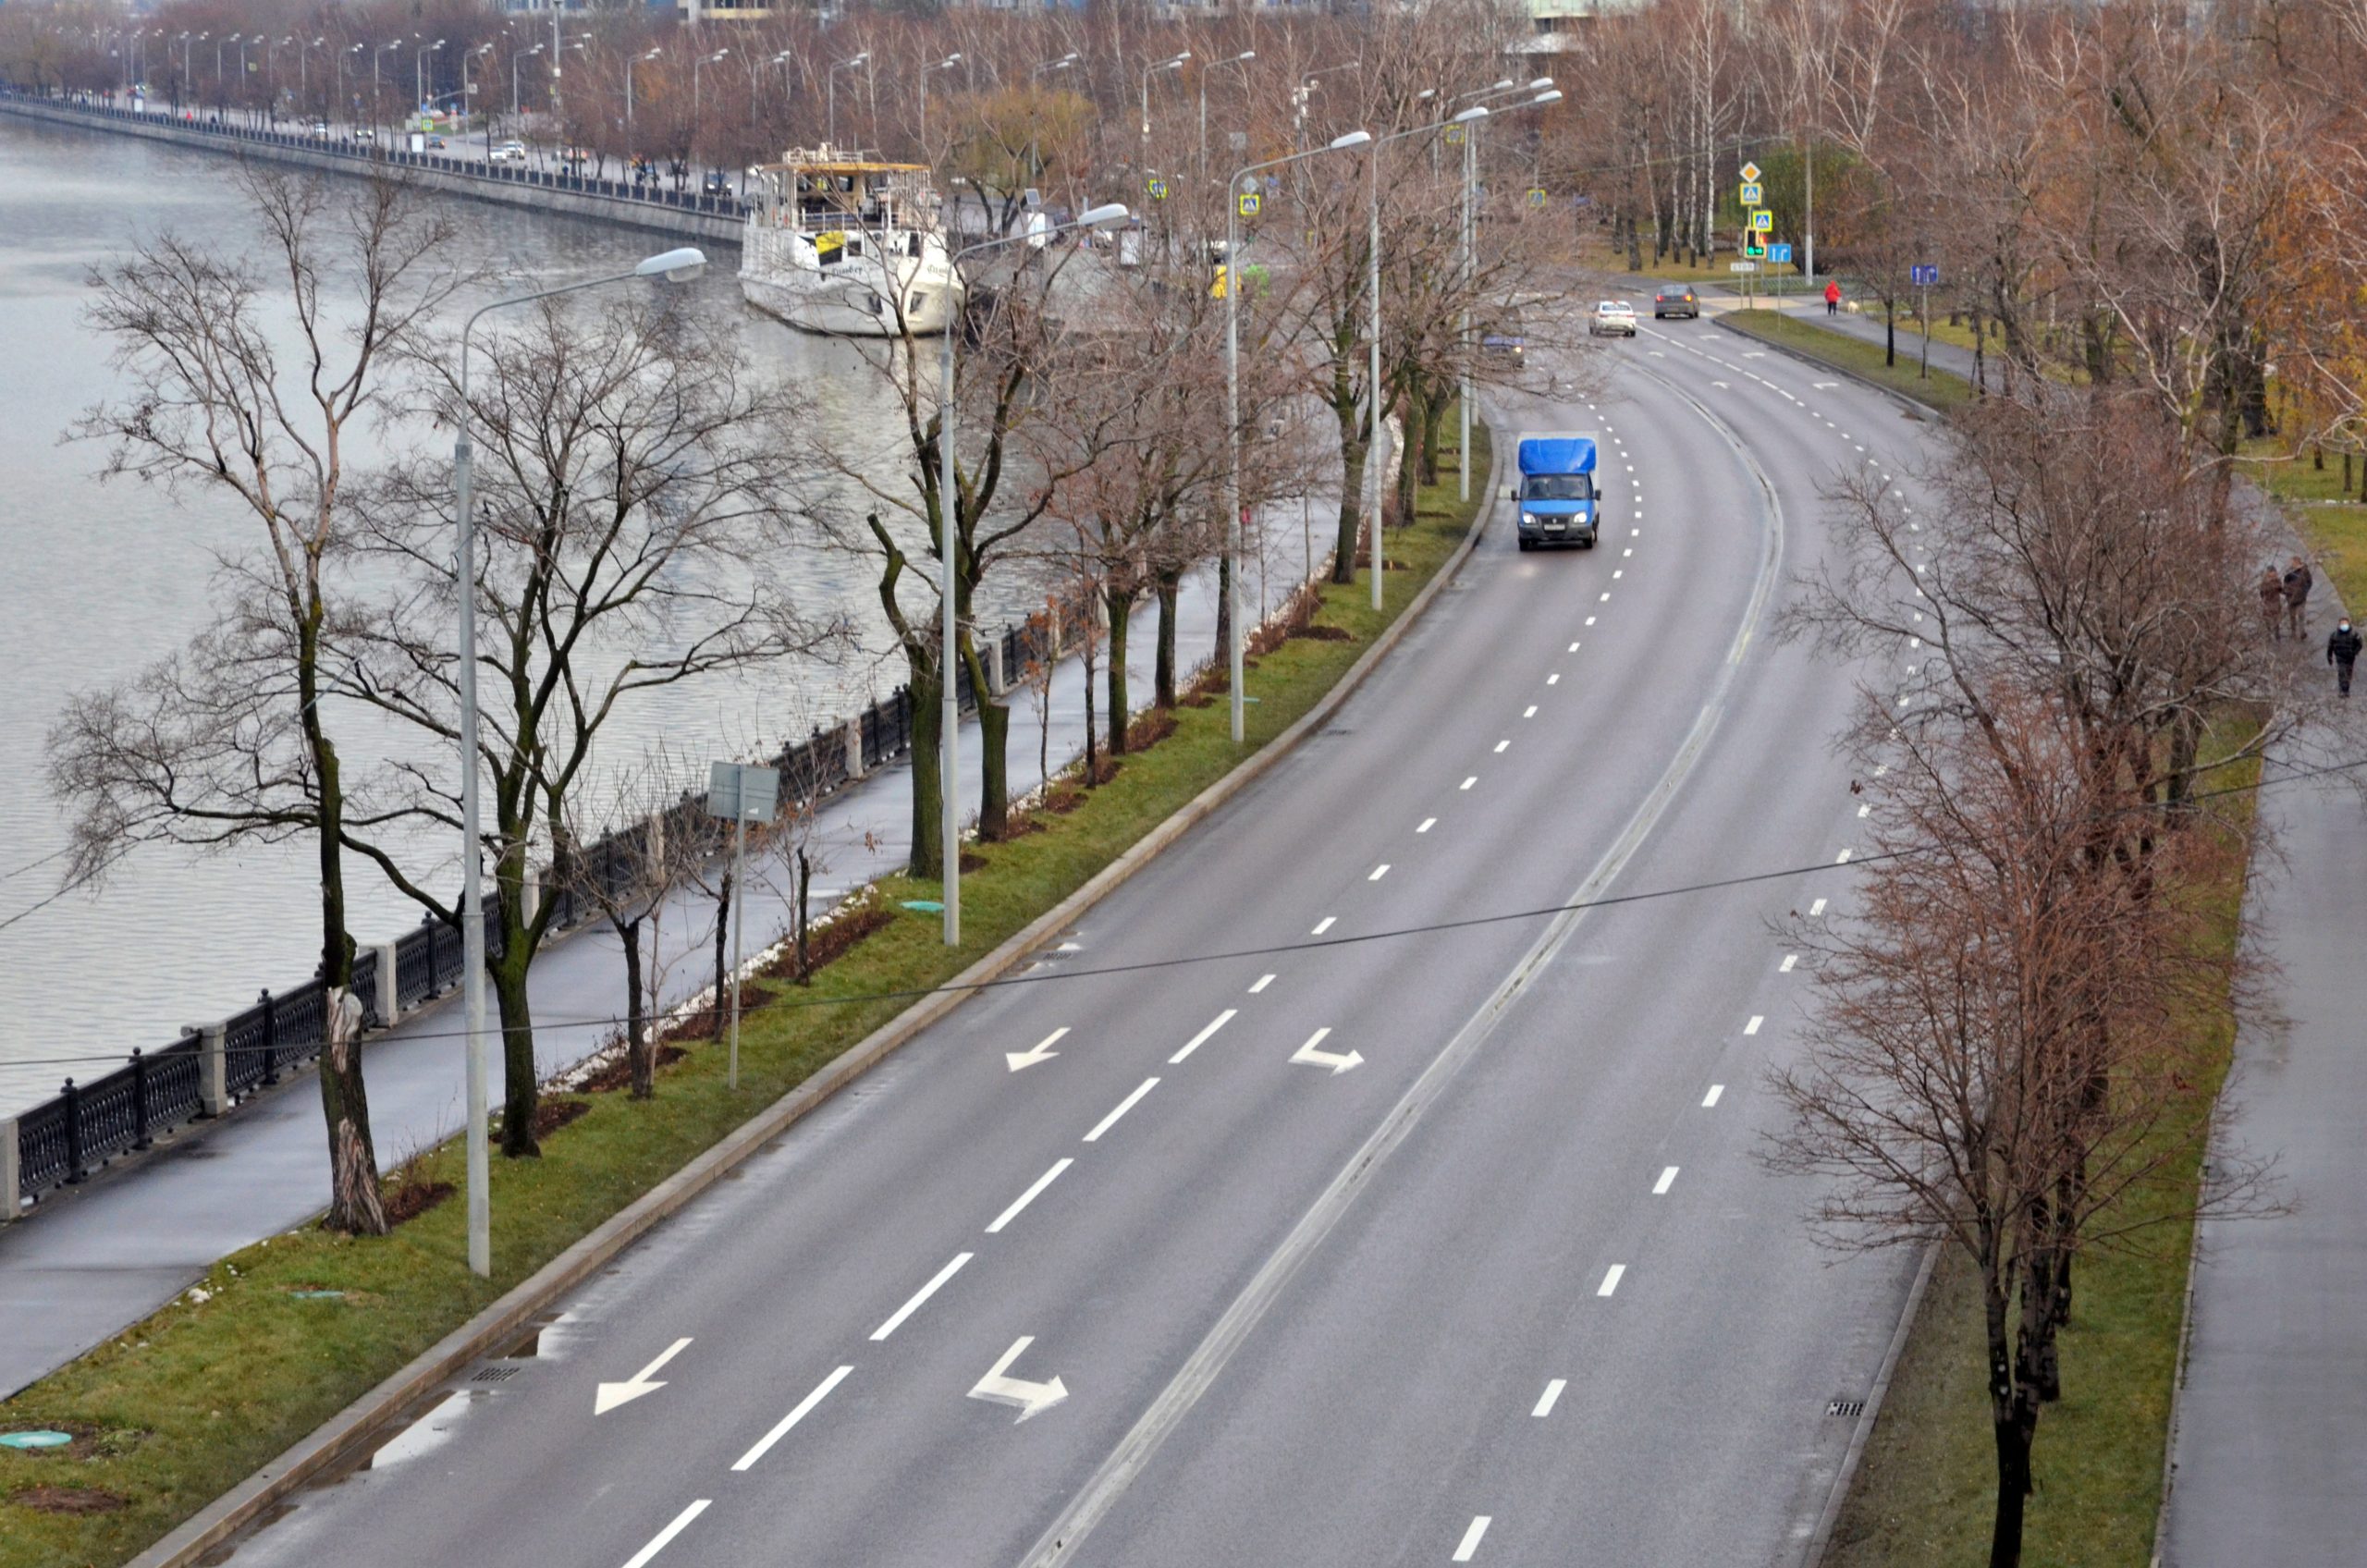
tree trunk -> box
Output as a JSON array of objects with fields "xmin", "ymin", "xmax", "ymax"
[
  {"xmin": 307, "ymin": 710, "xmax": 386, "ymax": 1234},
  {"xmin": 620, "ymin": 914, "xmax": 651, "ymax": 1099},
  {"xmin": 1213, "ymin": 554, "xmax": 1232, "ymax": 680},
  {"xmin": 1397, "ymin": 395, "xmax": 1421, "ymax": 528},
  {"xmin": 1984, "ymin": 1284, "xmax": 2031, "ymax": 1568},
  {"xmin": 1155, "ymin": 570, "xmax": 1180, "ymax": 710},
  {"xmin": 491, "ymin": 941, "xmax": 539, "ymax": 1158},
  {"xmin": 1334, "ymin": 429, "xmax": 1368, "ymax": 584},
  {"xmin": 794, "ymin": 848, "xmax": 812, "ymax": 985},
  {"xmin": 976, "ymin": 693, "xmax": 1011, "ymax": 840},
  {"xmin": 1082, "ymin": 639, "xmax": 1098, "ymax": 782},
  {"xmin": 1106, "ymin": 586, "xmax": 1132, "ymax": 755},
  {"xmin": 1421, "ymin": 391, "xmax": 1446, "ymax": 487},
  {"xmin": 907, "ymin": 672, "xmax": 944, "ymax": 880},
  {"xmin": 709, "ymin": 866, "xmax": 731, "ymax": 1041}
]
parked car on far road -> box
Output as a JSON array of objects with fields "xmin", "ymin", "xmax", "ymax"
[
  {"xmin": 1589, "ymin": 300, "xmax": 1638, "ymax": 337},
  {"xmin": 489, "ymin": 140, "xmax": 529, "ymax": 165}
]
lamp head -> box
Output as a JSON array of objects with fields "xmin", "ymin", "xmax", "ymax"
[
  {"xmin": 1532, "ymin": 89, "xmax": 1564, "ymax": 106},
  {"xmin": 1490, "ymin": 77, "xmax": 1514, "ymax": 91},
  {"xmin": 635, "ymin": 246, "xmax": 709, "ymax": 283},
  {"xmin": 1453, "ymin": 105, "xmax": 1489, "ymax": 124},
  {"xmin": 1328, "ymin": 129, "xmax": 1373, "ymax": 152},
  {"xmin": 1528, "ymin": 77, "xmax": 1555, "ymax": 90},
  {"xmin": 1078, "ymin": 202, "xmax": 1132, "ymax": 230},
  {"xmin": 1234, "ymin": 50, "xmax": 1257, "ymax": 63}
]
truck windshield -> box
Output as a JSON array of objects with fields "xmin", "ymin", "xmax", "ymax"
[{"xmin": 1523, "ymin": 475, "xmax": 1593, "ymax": 501}]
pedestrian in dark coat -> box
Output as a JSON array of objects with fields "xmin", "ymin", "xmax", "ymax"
[
  {"xmin": 2284, "ymin": 557, "xmax": 2314, "ymax": 641},
  {"xmin": 2329, "ymin": 619, "xmax": 2362, "ymax": 697},
  {"xmin": 2261, "ymin": 566, "xmax": 2288, "ymax": 641}
]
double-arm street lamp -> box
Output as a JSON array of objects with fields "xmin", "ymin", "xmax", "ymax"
[
  {"xmin": 827, "ymin": 50, "xmax": 868, "ymax": 149},
  {"xmin": 1222, "ymin": 129, "xmax": 1373, "ymax": 743},
  {"xmin": 1141, "ymin": 51, "xmax": 1189, "ymax": 160},
  {"xmin": 1452, "ymin": 79, "xmax": 1554, "ymax": 503},
  {"xmin": 1197, "ymin": 49, "xmax": 1255, "ymax": 193},
  {"xmin": 450, "ymin": 246, "xmax": 710, "ymax": 1277},
  {"xmin": 934, "ymin": 202, "xmax": 1134, "ymax": 945},
  {"xmin": 416, "ymin": 38, "xmax": 444, "ymax": 122},
  {"xmin": 918, "ymin": 51, "xmax": 962, "ymax": 153}
]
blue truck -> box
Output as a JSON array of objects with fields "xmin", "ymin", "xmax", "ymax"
[{"xmin": 1506, "ymin": 434, "xmax": 1600, "ymax": 550}]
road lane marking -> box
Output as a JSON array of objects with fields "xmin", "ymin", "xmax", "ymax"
[
  {"xmin": 1494, "ymin": 740, "xmax": 1510, "ymax": 753},
  {"xmin": 1461, "ymin": 777, "xmax": 1478, "ymax": 791},
  {"xmin": 1836, "ymin": 849, "xmax": 1854, "ymax": 864},
  {"xmin": 732, "ymin": 1366, "xmax": 854, "ymax": 1470},
  {"xmin": 595, "ymin": 1338, "xmax": 695, "ymax": 1415},
  {"xmin": 1585, "ymin": 616, "xmax": 1597, "ymax": 626},
  {"xmin": 1809, "ymin": 898, "xmax": 1827, "ymax": 916},
  {"xmin": 1568, "ymin": 641, "xmax": 1580, "ymax": 652},
  {"xmin": 1780, "ymin": 954, "xmax": 1798, "ymax": 973},
  {"xmin": 1523, "ymin": 705, "xmax": 1538, "ymax": 718},
  {"xmin": 1858, "ymin": 803, "xmax": 1870, "ymax": 817},
  {"xmin": 1613, "ymin": 570, "xmax": 1624, "ymax": 580},
  {"xmin": 1453, "ymin": 1516, "xmax": 1493, "ymax": 1562},
  {"xmin": 1654, "ymin": 1166, "xmax": 1680, "ymax": 1194},
  {"xmin": 1369, "ymin": 864, "xmax": 1392, "ymax": 881},
  {"xmin": 1249, "ymin": 974, "xmax": 1275, "ymax": 993},
  {"xmin": 1171, "ymin": 1011, "xmax": 1238, "ymax": 1064},
  {"xmin": 1006, "ymin": 1027, "xmax": 1068, "ymax": 1073},
  {"xmin": 969, "ymin": 1336, "xmax": 1070, "ymax": 1423},
  {"xmin": 1598, "ymin": 1265, "xmax": 1626, "ymax": 1297},
  {"xmin": 1703, "ymin": 1084, "xmax": 1725, "ymax": 1107},
  {"xmin": 987, "ymin": 1159, "xmax": 1075, "ymax": 1233},
  {"xmin": 1600, "ymin": 592, "xmax": 1612, "ymax": 601},
  {"xmin": 1548, "ymin": 673, "xmax": 1561, "ymax": 684},
  {"xmin": 1745, "ymin": 1015, "xmax": 1764, "ymax": 1035},
  {"xmin": 1313, "ymin": 915, "xmax": 1338, "ymax": 934},
  {"xmin": 1417, "ymin": 817, "xmax": 1436, "ymax": 833},
  {"xmin": 1290, "ymin": 1026, "xmax": 1365, "ymax": 1074},
  {"xmin": 621, "ymin": 1501, "xmax": 711, "ymax": 1568},
  {"xmin": 1532, "ymin": 1379, "xmax": 1566, "ymax": 1417},
  {"xmin": 871, "ymin": 1253, "xmax": 974, "ymax": 1341},
  {"xmin": 1084, "ymin": 1078, "xmax": 1159, "ymax": 1142}
]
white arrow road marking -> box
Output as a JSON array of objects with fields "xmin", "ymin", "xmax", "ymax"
[
  {"xmin": 1532, "ymin": 1379, "xmax": 1566, "ymax": 1417},
  {"xmin": 969, "ymin": 1336, "xmax": 1070, "ymax": 1423},
  {"xmin": 620, "ymin": 1500, "xmax": 710, "ymax": 1568},
  {"xmin": 871, "ymin": 1253, "xmax": 973, "ymax": 1341},
  {"xmin": 1171, "ymin": 1012, "xmax": 1236, "ymax": 1065},
  {"xmin": 1453, "ymin": 1515, "xmax": 1493, "ymax": 1562},
  {"xmin": 1006, "ymin": 1027, "xmax": 1069, "ymax": 1073},
  {"xmin": 731, "ymin": 1366, "xmax": 853, "ymax": 1471},
  {"xmin": 987, "ymin": 1159, "xmax": 1073, "ymax": 1234},
  {"xmin": 1084, "ymin": 1078, "xmax": 1159, "ymax": 1142},
  {"xmin": 1290, "ymin": 1027, "xmax": 1364, "ymax": 1075},
  {"xmin": 595, "ymin": 1337, "xmax": 693, "ymax": 1415},
  {"xmin": 1711, "ymin": 379, "xmax": 1731, "ymax": 388}
]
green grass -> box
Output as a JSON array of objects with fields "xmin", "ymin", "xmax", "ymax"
[
  {"xmin": 1723, "ymin": 308, "xmax": 1977, "ymax": 410},
  {"xmin": 1826, "ymin": 751, "xmax": 2258, "ymax": 1568},
  {"xmin": 0, "ymin": 428, "xmax": 1490, "ymax": 1568}
]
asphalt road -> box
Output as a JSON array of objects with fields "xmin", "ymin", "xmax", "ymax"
[{"xmin": 223, "ymin": 310, "xmax": 1940, "ymax": 1568}]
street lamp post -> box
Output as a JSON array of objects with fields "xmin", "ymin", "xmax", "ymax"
[
  {"xmin": 1294, "ymin": 60, "xmax": 1359, "ymax": 151},
  {"xmin": 827, "ymin": 51, "xmax": 868, "ymax": 149},
  {"xmin": 1140, "ymin": 51, "xmax": 1188, "ymax": 165},
  {"xmin": 1452, "ymin": 79, "xmax": 1551, "ymax": 504},
  {"xmin": 1223, "ymin": 129, "xmax": 1372, "ymax": 744},
  {"xmin": 416, "ymin": 39, "xmax": 443, "ymax": 127},
  {"xmin": 1197, "ymin": 50, "xmax": 1254, "ymax": 194},
  {"xmin": 934, "ymin": 203, "xmax": 1133, "ymax": 945},
  {"xmin": 692, "ymin": 48, "xmax": 730, "ymax": 166},
  {"xmin": 623, "ymin": 46, "xmax": 654, "ymax": 163},
  {"xmin": 450, "ymin": 245, "xmax": 710, "ymax": 1277},
  {"xmin": 1025, "ymin": 52, "xmax": 1078, "ymax": 202},
  {"xmin": 515, "ymin": 44, "xmax": 544, "ymax": 121},
  {"xmin": 918, "ymin": 52, "xmax": 961, "ymax": 155}
]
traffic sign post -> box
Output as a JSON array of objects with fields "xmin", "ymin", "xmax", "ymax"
[
  {"xmin": 706, "ymin": 761, "xmax": 778, "ymax": 1091},
  {"xmin": 1237, "ymin": 190, "xmax": 1260, "ymax": 218},
  {"xmin": 1146, "ymin": 177, "xmax": 1169, "ymax": 202},
  {"xmin": 1909, "ymin": 264, "xmax": 1940, "ymax": 379},
  {"xmin": 1526, "ymin": 187, "xmax": 1547, "ymax": 209}
]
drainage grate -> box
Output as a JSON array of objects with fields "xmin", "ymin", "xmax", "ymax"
[
  {"xmin": 1827, "ymin": 1398, "xmax": 1866, "ymax": 1418},
  {"xmin": 472, "ymin": 1366, "xmax": 522, "ymax": 1383}
]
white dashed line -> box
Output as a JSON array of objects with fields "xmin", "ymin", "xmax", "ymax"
[
  {"xmin": 1312, "ymin": 915, "xmax": 1337, "ymax": 935},
  {"xmin": 1249, "ymin": 974, "xmax": 1275, "ymax": 994},
  {"xmin": 1460, "ymin": 777, "xmax": 1477, "ymax": 791},
  {"xmin": 1745, "ymin": 1016, "xmax": 1763, "ymax": 1035},
  {"xmin": 1809, "ymin": 898, "xmax": 1828, "ymax": 917},
  {"xmin": 1597, "ymin": 1265, "xmax": 1626, "ymax": 1297},
  {"xmin": 1532, "ymin": 1379, "xmax": 1566, "ymax": 1417},
  {"xmin": 1453, "ymin": 1516, "xmax": 1493, "ymax": 1562},
  {"xmin": 1369, "ymin": 864, "xmax": 1392, "ymax": 881},
  {"xmin": 621, "ymin": 1501, "xmax": 712, "ymax": 1568},
  {"xmin": 986, "ymin": 1160, "xmax": 1073, "ymax": 1234},
  {"xmin": 1417, "ymin": 817, "xmax": 1436, "ymax": 834},
  {"xmin": 1836, "ymin": 849, "xmax": 1854, "ymax": 864},
  {"xmin": 1548, "ymin": 673, "xmax": 1561, "ymax": 684},
  {"xmin": 1613, "ymin": 570, "xmax": 1624, "ymax": 580},
  {"xmin": 1780, "ymin": 954, "xmax": 1798, "ymax": 973},
  {"xmin": 1523, "ymin": 705, "xmax": 1538, "ymax": 718},
  {"xmin": 1494, "ymin": 740, "xmax": 1510, "ymax": 753},
  {"xmin": 871, "ymin": 1253, "xmax": 974, "ymax": 1341},
  {"xmin": 1599, "ymin": 592, "xmax": 1611, "ymax": 602},
  {"xmin": 1171, "ymin": 1012, "xmax": 1237, "ymax": 1065},
  {"xmin": 1703, "ymin": 1084, "xmax": 1725, "ymax": 1108},
  {"xmin": 1858, "ymin": 803, "xmax": 1871, "ymax": 817},
  {"xmin": 1585, "ymin": 616, "xmax": 1597, "ymax": 626},
  {"xmin": 732, "ymin": 1367, "xmax": 853, "ymax": 1471},
  {"xmin": 1083, "ymin": 1078, "xmax": 1159, "ymax": 1143},
  {"xmin": 1653, "ymin": 1166, "xmax": 1679, "ymax": 1194}
]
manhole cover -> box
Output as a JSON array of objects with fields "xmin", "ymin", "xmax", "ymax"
[
  {"xmin": 0, "ymin": 1431, "xmax": 73, "ymax": 1451},
  {"xmin": 472, "ymin": 1366, "xmax": 521, "ymax": 1384},
  {"xmin": 1827, "ymin": 1399, "xmax": 1866, "ymax": 1418}
]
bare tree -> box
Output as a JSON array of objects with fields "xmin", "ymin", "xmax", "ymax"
[{"xmin": 51, "ymin": 167, "xmax": 471, "ymax": 1234}]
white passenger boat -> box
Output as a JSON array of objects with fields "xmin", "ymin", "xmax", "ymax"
[{"xmin": 739, "ymin": 148, "xmax": 963, "ymax": 337}]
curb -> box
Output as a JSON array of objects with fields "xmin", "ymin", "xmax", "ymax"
[
  {"xmin": 124, "ymin": 428, "xmax": 1502, "ymax": 1568},
  {"xmin": 1801, "ymin": 1240, "xmax": 1943, "ymax": 1567}
]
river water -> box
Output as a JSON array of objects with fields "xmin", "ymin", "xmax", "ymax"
[{"xmin": 0, "ymin": 116, "xmax": 1055, "ymax": 1117}]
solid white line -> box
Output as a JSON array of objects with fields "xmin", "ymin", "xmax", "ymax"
[
  {"xmin": 1369, "ymin": 864, "xmax": 1392, "ymax": 881},
  {"xmin": 1598, "ymin": 1265, "xmax": 1626, "ymax": 1297},
  {"xmin": 731, "ymin": 1366, "xmax": 854, "ymax": 1471},
  {"xmin": 1703, "ymin": 1084, "xmax": 1725, "ymax": 1108},
  {"xmin": 1249, "ymin": 974, "xmax": 1274, "ymax": 994},
  {"xmin": 1745, "ymin": 1016, "xmax": 1764, "ymax": 1035},
  {"xmin": 1171, "ymin": 1011, "xmax": 1237, "ymax": 1065},
  {"xmin": 1453, "ymin": 1515, "xmax": 1493, "ymax": 1562},
  {"xmin": 1313, "ymin": 915, "xmax": 1337, "ymax": 934},
  {"xmin": 1780, "ymin": 954, "xmax": 1798, "ymax": 973},
  {"xmin": 987, "ymin": 1159, "xmax": 1074, "ymax": 1234},
  {"xmin": 1417, "ymin": 817, "xmax": 1436, "ymax": 834},
  {"xmin": 1084, "ymin": 1078, "xmax": 1159, "ymax": 1143},
  {"xmin": 620, "ymin": 1500, "xmax": 711, "ymax": 1568},
  {"xmin": 870, "ymin": 1253, "xmax": 974, "ymax": 1341},
  {"xmin": 1532, "ymin": 1379, "xmax": 1566, "ymax": 1417},
  {"xmin": 1493, "ymin": 740, "xmax": 1510, "ymax": 753},
  {"xmin": 1809, "ymin": 898, "xmax": 1828, "ymax": 917},
  {"xmin": 1654, "ymin": 1166, "xmax": 1679, "ymax": 1194},
  {"xmin": 1460, "ymin": 777, "xmax": 1477, "ymax": 791},
  {"xmin": 1523, "ymin": 705, "xmax": 1538, "ymax": 718}
]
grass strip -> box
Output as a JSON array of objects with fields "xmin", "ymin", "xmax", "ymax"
[
  {"xmin": 1823, "ymin": 743, "xmax": 2258, "ymax": 1568},
  {"xmin": 1721, "ymin": 308, "xmax": 1976, "ymax": 410},
  {"xmin": 2238, "ymin": 439, "xmax": 2367, "ymax": 611},
  {"xmin": 0, "ymin": 425, "xmax": 1488, "ymax": 1568}
]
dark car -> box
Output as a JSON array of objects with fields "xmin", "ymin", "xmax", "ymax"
[
  {"xmin": 1653, "ymin": 287, "xmax": 1699, "ymax": 320},
  {"xmin": 1481, "ymin": 309, "xmax": 1527, "ymax": 361},
  {"xmin": 702, "ymin": 170, "xmax": 732, "ymax": 197}
]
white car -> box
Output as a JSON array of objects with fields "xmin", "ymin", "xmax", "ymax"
[
  {"xmin": 489, "ymin": 141, "xmax": 530, "ymax": 166},
  {"xmin": 1589, "ymin": 300, "xmax": 1638, "ymax": 337}
]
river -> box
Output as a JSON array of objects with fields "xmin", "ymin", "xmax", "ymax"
[{"xmin": 0, "ymin": 114, "xmax": 1067, "ymax": 1118}]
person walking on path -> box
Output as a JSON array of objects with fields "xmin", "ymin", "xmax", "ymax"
[
  {"xmin": 2284, "ymin": 556, "xmax": 2315, "ymax": 641},
  {"xmin": 2262, "ymin": 565, "xmax": 2289, "ymax": 641},
  {"xmin": 1824, "ymin": 279, "xmax": 1842, "ymax": 317},
  {"xmin": 2329, "ymin": 618, "xmax": 2361, "ymax": 696}
]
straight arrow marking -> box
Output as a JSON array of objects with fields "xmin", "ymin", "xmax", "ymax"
[
  {"xmin": 595, "ymin": 1337, "xmax": 693, "ymax": 1415},
  {"xmin": 1006, "ymin": 1026, "xmax": 1069, "ymax": 1072},
  {"xmin": 1290, "ymin": 1027, "xmax": 1364, "ymax": 1075},
  {"xmin": 731, "ymin": 1366, "xmax": 852, "ymax": 1471},
  {"xmin": 969, "ymin": 1335, "xmax": 1069, "ymax": 1423}
]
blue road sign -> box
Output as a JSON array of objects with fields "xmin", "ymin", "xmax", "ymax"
[
  {"xmin": 1769, "ymin": 243, "xmax": 1794, "ymax": 264},
  {"xmin": 1911, "ymin": 263, "xmax": 1940, "ymax": 287}
]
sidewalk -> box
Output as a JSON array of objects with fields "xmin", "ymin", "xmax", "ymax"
[
  {"xmin": 1715, "ymin": 288, "xmax": 1990, "ymax": 391},
  {"xmin": 0, "ymin": 513, "xmax": 1332, "ymax": 1399}
]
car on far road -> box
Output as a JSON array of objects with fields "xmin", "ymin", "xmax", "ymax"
[
  {"xmin": 1652, "ymin": 287, "xmax": 1699, "ymax": 319},
  {"xmin": 424, "ymin": 135, "xmax": 447, "ymax": 150},
  {"xmin": 701, "ymin": 170, "xmax": 732, "ymax": 197},
  {"xmin": 1589, "ymin": 300, "xmax": 1638, "ymax": 337},
  {"xmin": 489, "ymin": 140, "xmax": 529, "ymax": 165},
  {"xmin": 1481, "ymin": 309, "xmax": 1527, "ymax": 361},
  {"xmin": 309, "ymin": 119, "xmax": 331, "ymax": 139}
]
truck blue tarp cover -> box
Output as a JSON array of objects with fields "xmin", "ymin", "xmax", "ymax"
[{"xmin": 1519, "ymin": 436, "xmax": 1597, "ymax": 475}]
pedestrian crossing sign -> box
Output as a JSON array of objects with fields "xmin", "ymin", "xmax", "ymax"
[
  {"xmin": 1238, "ymin": 191, "xmax": 1261, "ymax": 218},
  {"xmin": 1750, "ymin": 209, "xmax": 1774, "ymax": 234},
  {"xmin": 1740, "ymin": 181, "xmax": 1762, "ymax": 206},
  {"xmin": 1527, "ymin": 187, "xmax": 1547, "ymax": 208},
  {"xmin": 1147, "ymin": 177, "xmax": 1169, "ymax": 202}
]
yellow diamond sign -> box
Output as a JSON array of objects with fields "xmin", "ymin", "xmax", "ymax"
[{"xmin": 1738, "ymin": 160, "xmax": 1761, "ymax": 183}]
